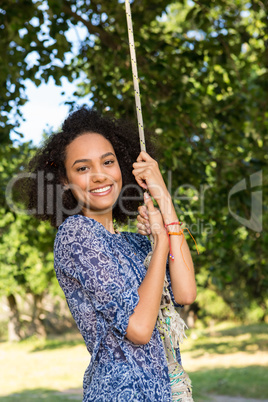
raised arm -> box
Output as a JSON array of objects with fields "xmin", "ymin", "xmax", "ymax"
[
  {"xmin": 126, "ymin": 192, "xmax": 169, "ymax": 344},
  {"xmin": 133, "ymin": 151, "xmax": 197, "ymax": 306}
]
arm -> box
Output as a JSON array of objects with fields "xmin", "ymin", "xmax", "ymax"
[
  {"xmin": 158, "ymin": 195, "xmax": 197, "ymax": 305},
  {"xmin": 126, "ymin": 193, "xmax": 169, "ymax": 344},
  {"xmin": 133, "ymin": 151, "xmax": 197, "ymax": 306}
]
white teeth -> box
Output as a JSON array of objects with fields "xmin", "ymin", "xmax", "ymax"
[{"xmin": 91, "ymin": 186, "xmax": 111, "ymax": 193}]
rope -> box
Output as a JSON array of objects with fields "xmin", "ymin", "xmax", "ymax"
[
  {"xmin": 124, "ymin": 0, "xmax": 146, "ymax": 152},
  {"xmin": 144, "ymin": 252, "xmax": 193, "ymax": 401},
  {"xmin": 124, "ymin": 5, "xmax": 193, "ymax": 400}
]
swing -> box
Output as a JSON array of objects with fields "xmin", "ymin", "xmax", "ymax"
[{"xmin": 124, "ymin": 1, "xmax": 195, "ymax": 400}]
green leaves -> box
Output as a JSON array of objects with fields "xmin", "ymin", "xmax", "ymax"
[
  {"xmin": 0, "ymin": 0, "xmax": 267, "ymax": 320},
  {"xmin": 0, "ymin": 142, "xmax": 56, "ymax": 299}
]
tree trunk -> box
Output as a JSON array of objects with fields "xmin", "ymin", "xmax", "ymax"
[
  {"xmin": 7, "ymin": 294, "xmax": 22, "ymax": 341},
  {"xmin": 178, "ymin": 305, "xmax": 196, "ymax": 328},
  {"xmin": 31, "ymin": 294, "xmax": 47, "ymax": 338},
  {"xmin": 260, "ymin": 301, "xmax": 267, "ymax": 322}
]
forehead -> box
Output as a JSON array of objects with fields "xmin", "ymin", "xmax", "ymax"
[{"xmin": 65, "ymin": 133, "xmax": 115, "ymax": 160}]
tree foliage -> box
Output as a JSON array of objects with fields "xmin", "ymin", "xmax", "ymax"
[
  {"xmin": 0, "ymin": 142, "xmax": 57, "ymax": 338},
  {"xmin": 0, "ymin": 0, "xmax": 267, "ymax": 322}
]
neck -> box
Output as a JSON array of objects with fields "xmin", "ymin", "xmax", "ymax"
[{"xmin": 82, "ymin": 209, "xmax": 115, "ymax": 234}]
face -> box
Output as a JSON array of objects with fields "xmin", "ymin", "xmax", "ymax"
[{"xmin": 64, "ymin": 133, "xmax": 122, "ymax": 218}]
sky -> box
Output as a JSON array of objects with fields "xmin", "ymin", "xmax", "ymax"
[
  {"xmin": 10, "ymin": 78, "xmax": 79, "ymax": 146},
  {"xmin": 10, "ymin": 18, "xmax": 89, "ymax": 147}
]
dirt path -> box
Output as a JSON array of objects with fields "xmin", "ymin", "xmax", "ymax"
[{"xmin": 205, "ymin": 396, "xmax": 268, "ymax": 402}]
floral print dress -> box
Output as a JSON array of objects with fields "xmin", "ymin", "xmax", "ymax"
[{"xmin": 54, "ymin": 214, "xmax": 182, "ymax": 401}]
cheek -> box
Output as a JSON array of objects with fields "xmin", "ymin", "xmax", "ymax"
[
  {"xmin": 68, "ymin": 174, "xmax": 90, "ymax": 200},
  {"xmin": 70, "ymin": 174, "xmax": 87, "ymax": 188},
  {"xmin": 115, "ymin": 168, "xmax": 123, "ymax": 189}
]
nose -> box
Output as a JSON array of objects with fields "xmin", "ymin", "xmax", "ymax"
[{"xmin": 90, "ymin": 168, "xmax": 107, "ymax": 183}]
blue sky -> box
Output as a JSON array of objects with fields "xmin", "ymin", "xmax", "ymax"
[
  {"xmin": 10, "ymin": 19, "xmax": 89, "ymax": 147},
  {"xmin": 11, "ymin": 77, "xmax": 78, "ymax": 146}
]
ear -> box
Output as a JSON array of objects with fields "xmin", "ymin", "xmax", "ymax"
[{"xmin": 61, "ymin": 178, "xmax": 70, "ymax": 190}]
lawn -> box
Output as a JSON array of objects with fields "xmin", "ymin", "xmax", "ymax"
[
  {"xmin": 0, "ymin": 322, "xmax": 267, "ymax": 401},
  {"xmin": 0, "ymin": 333, "xmax": 87, "ymax": 402},
  {"xmin": 180, "ymin": 322, "xmax": 268, "ymax": 401}
]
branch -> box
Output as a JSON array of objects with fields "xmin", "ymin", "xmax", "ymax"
[
  {"xmin": 62, "ymin": 2, "xmax": 121, "ymax": 51},
  {"xmin": 190, "ymin": 0, "xmax": 210, "ymax": 13}
]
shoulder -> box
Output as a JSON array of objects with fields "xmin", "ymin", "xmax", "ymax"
[
  {"xmin": 123, "ymin": 232, "xmax": 152, "ymax": 254},
  {"xmin": 54, "ymin": 215, "xmax": 98, "ymax": 251},
  {"xmin": 56, "ymin": 214, "xmax": 95, "ymax": 236}
]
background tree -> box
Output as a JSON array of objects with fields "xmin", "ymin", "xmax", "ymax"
[
  {"xmin": 0, "ymin": 141, "xmax": 57, "ymax": 340},
  {"xmin": 0, "ymin": 0, "xmax": 267, "ymax": 330}
]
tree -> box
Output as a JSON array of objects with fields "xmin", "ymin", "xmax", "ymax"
[
  {"xmin": 0, "ymin": 0, "xmax": 71, "ymax": 144},
  {"xmin": 0, "ymin": 142, "xmax": 57, "ymax": 340},
  {"xmin": 1, "ymin": 0, "xmax": 267, "ymax": 321}
]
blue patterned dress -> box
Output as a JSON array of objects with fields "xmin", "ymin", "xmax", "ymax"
[{"xmin": 54, "ymin": 214, "xmax": 182, "ymax": 401}]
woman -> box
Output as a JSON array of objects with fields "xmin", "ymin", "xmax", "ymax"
[{"xmin": 24, "ymin": 107, "xmax": 196, "ymax": 401}]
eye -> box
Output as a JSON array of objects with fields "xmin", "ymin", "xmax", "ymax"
[
  {"xmin": 77, "ymin": 166, "xmax": 89, "ymax": 172},
  {"xmin": 104, "ymin": 159, "xmax": 115, "ymax": 166}
]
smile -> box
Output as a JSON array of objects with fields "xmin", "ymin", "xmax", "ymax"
[{"xmin": 90, "ymin": 185, "xmax": 112, "ymax": 194}]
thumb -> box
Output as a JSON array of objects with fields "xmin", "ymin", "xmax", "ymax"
[{"xmin": 143, "ymin": 192, "xmax": 155, "ymax": 213}]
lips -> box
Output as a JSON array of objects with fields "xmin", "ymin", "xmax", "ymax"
[{"xmin": 90, "ymin": 185, "xmax": 113, "ymax": 195}]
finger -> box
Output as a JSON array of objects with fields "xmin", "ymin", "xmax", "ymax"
[
  {"xmin": 143, "ymin": 192, "xmax": 155, "ymax": 213},
  {"xmin": 137, "ymin": 217, "xmax": 151, "ymax": 233},
  {"xmin": 137, "ymin": 215, "xmax": 149, "ymax": 226},
  {"xmin": 133, "ymin": 174, "xmax": 148, "ymax": 190},
  {"xmin": 137, "ymin": 222, "xmax": 145, "ymax": 230},
  {"xmin": 132, "ymin": 166, "xmax": 151, "ymax": 175},
  {"xmin": 137, "ymin": 222, "xmax": 151, "ymax": 234},
  {"xmin": 133, "ymin": 161, "xmax": 154, "ymax": 169},
  {"xmin": 138, "ymin": 228, "xmax": 151, "ymax": 236},
  {"xmin": 132, "ymin": 167, "xmax": 150, "ymax": 189},
  {"xmin": 138, "ymin": 205, "xmax": 149, "ymax": 219},
  {"xmin": 137, "ymin": 151, "xmax": 154, "ymax": 163}
]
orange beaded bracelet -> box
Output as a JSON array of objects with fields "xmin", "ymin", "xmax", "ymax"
[{"xmin": 164, "ymin": 222, "xmax": 199, "ymax": 269}]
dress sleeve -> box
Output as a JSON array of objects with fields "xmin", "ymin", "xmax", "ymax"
[{"xmin": 55, "ymin": 218, "xmax": 140, "ymax": 338}]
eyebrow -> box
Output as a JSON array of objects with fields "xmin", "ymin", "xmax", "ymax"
[{"xmin": 72, "ymin": 152, "xmax": 116, "ymax": 167}]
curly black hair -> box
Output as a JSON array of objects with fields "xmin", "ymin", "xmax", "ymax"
[{"xmin": 21, "ymin": 107, "xmax": 156, "ymax": 228}]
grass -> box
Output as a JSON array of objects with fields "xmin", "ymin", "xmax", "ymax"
[
  {"xmin": 0, "ymin": 389, "xmax": 81, "ymax": 402},
  {"xmin": 180, "ymin": 322, "xmax": 268, "ymax": 400},
  {"xmin": 0, "ymin": 333, "xmax": 87, "ymax": 401},
  {"xmin": 0, "ymin": 322, "xmax": 267, "ymax": 401},
  {"xmin": 191, "ymin": 366, "xmax": 268, "ymax": 400}
]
